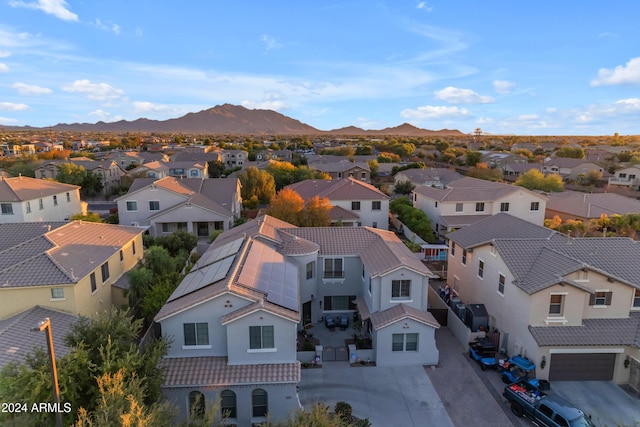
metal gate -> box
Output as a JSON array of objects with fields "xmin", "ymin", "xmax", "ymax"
[{"xmin": 323, "ymin": 346, "xmax": 348, "ymax": 361}]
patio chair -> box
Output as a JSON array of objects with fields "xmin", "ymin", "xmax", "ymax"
[
  {"xmin": 325, "ymin": 316, "xmax": 336, "ymax": 331},
  {"xmin": 339, "ymin": 314, "xmax": 349, "ymax": 330}
]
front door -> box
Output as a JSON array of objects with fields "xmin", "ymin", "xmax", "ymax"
[
  {"xmin": 197, "ymin": 222, "xmax": 209, "ymax": 237},
  {"xmin": 302, "ymin": 301, "xmax": 311, "ymax": 325}
]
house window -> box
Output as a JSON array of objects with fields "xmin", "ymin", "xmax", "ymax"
[
  {"xmin": 372, "ymin": 221, "xmax": 377, "ymax": 228},
  {"xmin": 119, "ymin": 250, "xmax": 124, "ymax": 263},
  {"xmin": 590, "ymin": 291, "xmax": 612, "ymax": 307},
  {"xmin": 50, "ymin": 288, "xmax": 64, "ymax": 299},
  {"xmin": 619, "ymin": 173, "xmax": 627, "ymax": 178},
  {"xmin": 184, "ymin": 323, "xmax": 209, "ymax": 346},
  {"xmin": 392, "ymin": 333, "xmax": 418, "ymax": 352},
  {"xmin": 323, "ymin": 295, "xmax": 356, "ymax": 311},
  {"xmin": 498, "ymin": 273, "xmax": 505, "ymax": 295},
  {"xmin": 306, "ymin": 261, "xmax": 315, "ymax": 280},
  {"xmin": 530, "ymin": 201, "xmax": 539, "ymax": 211},
  {"xmin": 435, "ymin": 201, "xmax": 438, "ymax": 208},
  {"xmin": 500, "ymin": 202, "xmax": 510, "ymax": 212},
  {"xmin": 190, "ymin": 170, "xmax": 198, "ymax": 177},
  {"xmin": 351, "ymin": 201, "xmax": 361, "ymax": 211},
  {"xmin": 177, "ymin": 222, "xmax": 188, "ymax": 231},
  {"xmin": 26, "ymin": 201, "xmax": 31, "ymax": 214},
  {"xmin": 249, "ymin": 325, "xmax": 274, "ymax": 349},
  {"xmin": 478, "ymin": 260, "xmax": 484, "ymax": 278},
  {"xmin": 462, "ymin": 249, "xmax": 467, "ymax": 265},
  {"xmin": 323, "ymin": 258, "xmax": 344, "ymax": 278},
  {"xmin": 549, "ymin": 294, "xmax": 564, "ymax": 316},
  {"xmin": 53, "ymin": 195, "xmax": 58, "ymax": 206},
  {"xmin": 455, "ymin": 203, "xmax": 463, "ymax": 212},
  {"xmin": 66, "ymin": 192, "xmax": 71, "ymax": 202},
  {"xmin": 149, "ymin": 201, "xmax": 160, "ymax": 211},
  {"xmin": 450, "ymin": 243, "xmax": 456, "ymax": 256},
  {"xmin": 252, "ymin": 389, "xmax": 268, "ymax": 417},
  {"xmin": 633, "ymin": 289, "xmax": 640, "ymax": 308},
  {"xmin": 1, "ymin": 203, "xmax": 13, "ymax": 215},
  {"xmin": 391, "ymin": 280, "xmax": 411, "ymax": 300},
  {"xmin": 220, "ymin": 390, "xmax": 236, "ymax": 419},
  {"xmin": 475, "ymin": 202, "xmax": 485, "ymax": 212},
  {"xmin": 90, "ymin": 272, "xmax": 97, "ymax": 293},
  {"xmin": 126, "ymin": 201, "xmax": 137, "ymax": 211},
  {"xmin": 372, "ymin": 201, "xmax": 381, "ymax": 210},
  {"xmin": 162, "ymin": 223, "xmax": 171, "ymax": 233},
  {"xmin": 132, "ymin": 241, "xmax": 136, "ymax": 255},
  {"xmin": 188, "ymin": 391, "xmax": 205, "ymax": 420},
  {"xmin": 39, "ymin": 198, "xmax": 44, "ymax": 210},
  {"xmin": 100, "ymin": 262, "xmax": 110, "ymax": 283},
  {"xmin": 576, "ymin": 270, "xmax": 589, "ymax": 281}
]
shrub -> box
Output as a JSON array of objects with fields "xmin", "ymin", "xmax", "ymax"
[{"xmin": 334, "ymin": 402, "xmax": 352, "ymax": 423}]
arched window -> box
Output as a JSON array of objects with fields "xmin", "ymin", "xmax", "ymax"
[
  {"xmin": 251, "ymin": 388, "xmax": 268, "ymax": 417},
  {"xmin": 188, "ymin": 390, "xmax": 205, "ymax": 420},
  {"xmin": 220, "ymin": 389, "xmax": 237, "ymax": 419}
]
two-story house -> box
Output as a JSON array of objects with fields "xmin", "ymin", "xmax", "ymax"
[
  {"xmin": 34, "ymin": 158, "xmax": 126, "ymax": 196},
  {"xmin": 541, "ymin": 157, "xmax": 604, "ymax": 180},
  {"xmin": 107, "ymin": 151, "xmax": 169, "ymax": 169},
  {"xmin": 308, "ymin": 160, "xmax": 371, "ymax": 183},
  {"xmin": 412, "ymin": 176, "xmax": 547, "ymax": 239},
  {"xmin": 128, "ymin": 161, "xmax": 208, "ymax": 179},
  {"xmin": 0, "ymin": 176, "xmax": 86, "ymax": 222},
  {"xmin": 545, "ymin": 190, "xmax": 640, "ymax": 222},
  {"xmin": 285, "ymin": 178, "xmax": 390, "ymax": 228},
  {"xmin": 393, "ymin": 168, "xmax": 462, "ymax": 189},
  {"xmin": 155, "ymin": 215, "xmax": 440, "ymax": 425},
  {"xmin": 0, "ymin": 221, "xmax": 143, "ymax": 320},
  {"xmin": 117, "ymin": 177, "xmax": 241, "ymax": 237},
  {"xmin": 446, "ymin": 213, "xmax": 640, "ymax": 387},
  {"xmin": 608, "ymin": 165, "xmax": 640, "ymax": 189}
]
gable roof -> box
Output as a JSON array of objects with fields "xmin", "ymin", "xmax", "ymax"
[
  {"xmin": 0, "ymin": 221, "xmax": 142, "ymax": 288},
  {"xmin": 309, "ymin": 160, "xmax": 370, "ymax": 173},
  {"xmin": 545, "ymin": 191, "xmax": 640, "ymax": 219},
  {"xmin": 395, "ymin": 168, "xmax": 462, "ymax": 185},
  {"xmin": 0, "ymin": 176, "xmax": 79, "ymax": 202},
  {"xmin": 365, "ymin": 302, "xmax": 440, "ymax": 330},
  {"xmin": 0, "ymin": 306, "xmax": 77, "ymax": 369},
  {"xmin": 286, "ymin": 178, "xmax": 389, "ymax": 201},
  {"xmin": 412, "ymin": 176, "xmax": 535, "ymax": 203}
]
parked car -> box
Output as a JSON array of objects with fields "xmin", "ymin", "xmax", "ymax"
[{"xmin": 503, "ymin": 381, "xmax": 595, "ymax": 426}]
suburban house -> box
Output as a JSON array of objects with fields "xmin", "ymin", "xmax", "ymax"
[
  {"xmin": 446, "ymin": 213, "xmax": 640, "ymax": 387},
  {"xmin": 0, "ymin": 176, "xmax": 86, "ymax": 222},
  {"xmin": 541, "ymin": 157, "xmax": 604, "ymax": 180},
  {"xmin": 285, "ymin": 178, "xmax": 390, "ymax": 228},
  {"xmin": 128, "ymin": 161, "xmax": 208, "ymax": 179},
  {"xmin": 155, "ymin": 215, "xmax": 440, "ymax": 425},
  {"xmin": 117, "ymin": 177, "xmax": 241, "ymax": 237},
  {"xmin": 308, "ymin": 160, "xmax": 371, "ymax": 183},
  {"xmin": 545, "ymin": 190, "xmax": 640, "ymax": 222},
  {"xmin": 0, "ymin": 306, "xmax": 78, "ymax": 370},
  {"xmin": 393, "ymin": 168, "xmax": 462, "ymax": 189},
  {"xmin": 608, "ymin": 165, "xmax": 640, "ymax": 190},
  {"xmin": 256, "ymin": 150, "xmax": 293, "ymax": 162},
  {"xmin": 411, "ymin": 176, "xmax": 547, "ymax": 239},
  {"xmin": 0, "ymin": 221, "xmax": 144, "ymax": 320},
  {"xmin": 219, "ymin": 150, "xmax": 247, "ymax": 168},
  {"xmin": 34, "ymin": 158, "xmax": 126, "ymax": 196},
  {"xmin": 107, "ymin": 151, "xmax": 169, "ymax": 169}
]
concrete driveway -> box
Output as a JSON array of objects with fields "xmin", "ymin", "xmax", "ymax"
[
  {"xmin": 298, "ymin": 362, "xmax": 454, "ymax": 427},
  {"xmin": 551, "ymin": 381, "xmax": 640, "ymax": 427}
]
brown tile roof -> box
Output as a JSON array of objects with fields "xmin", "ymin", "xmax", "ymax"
[
  {"xmin": 286, "ymin": 178, "xmax": 388, "ymax": 201},
  {"xmin": 546, "ymin": 191, "xmax": 640, "ymax": 219},
  {"xmin": 0, "ymin": 176, "xmax": 79, "ymax": 202},
  {"xmin": 369, "ymin": 303, "xmax": 440, "ymax": 330},
  {"xmin": 413, "ymin": 176, "xmax": 538, "ymax": 203},
  {"xmin": 529, "ymin": 312, "xmax": 640, "ymax": 347},
  {"xmin": 161, "ymin": 357, "xmax": 300, "ymax": 387},
  {"xmin": 277, "ymin": 231, "xmax": 320, "ymax": 256},
  {"xmin": 330, "ymin": 205, "xmax": 360, "ymax": 221}
]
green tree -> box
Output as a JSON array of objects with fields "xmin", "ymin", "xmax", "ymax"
[
  {"xmin": 466, "ymin": 163, "xmax": 503, "ymax": 182},
  {"xmin": 207, "ymin": 160, "xmax": 226, "ymax": 178},
  {"xmin": 515, "ymin": 169, "xmax": 564, "ymax": 192},
  {"xmin": 392, "ymin": 143, "xmax": 416, "ymax": 159},
  {"xmin": 394, "ymin": 180, "xmax": 415, "ymax": 195},
  {"xmin": 554, "ymin": 146, "xmax": 585, "ymax": 159},
  {"xmin": 465, "ymin": 150, "xmax": 482, "ymax": 167},
  {"xmin": 71, "ymin": 212, "xmax": 102, "ymax": 222},
  {"xmin": 389, "ymin": 198, "xmax": 434, "ymax": 243},
  {"xmin": 367, "ymin": 159, "xmax": 379, "ymax": 179},
  {"xmin": 57, "ymin": 162, "xmax": 87, "ymax": 186},
  {"xmin": 81, "ymin": 171, "xmax": 104, "ymax": 198},
  {"xmin": 238, "ymin": 167, "xmax": 276, "ymax": 204},
  {"xmin": 267, "ymin": 188, "xmax": 304, "ymax": 224}
]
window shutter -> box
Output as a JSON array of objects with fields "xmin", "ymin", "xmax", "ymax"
[
  {"xmin": 589, "ymin": 293, "xmax": 596, "ymax": 306},
  {"xmin": 605, "ymin": 292, "xmax": 612, "ymax": 305}
]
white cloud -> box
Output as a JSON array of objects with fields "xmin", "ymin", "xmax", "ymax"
[
  {"xmin": 517, "ymin": 114, "xmax": 539, "ymax": 121},
  {"xmin": 91, "ymin": 19, "xmax": 121, "ymax": 35},
  {"xmin": 0, "ymin": 51, "xmax": 10, "ymax": 58},
  {"xmin": 591, "ymin": 57, "xmax": 640, "ymax": 86},
  {"xmin": 352, "ymin": 117, "xmax": 381, "ymax": 130},
  {"xmin": 416, "ymin": 2, "xmax": 434, "ymax": 11},
  {"xmin": 0, "ymin": 63, "xmax": 8, "ymax": 72},
  {"xmin": 241, "ymin": 100, "xmax": 289, "ymax": 111},
  {"xmin": 260, "ymin": 34, "xmax": 282, "ymax": 53},
  {"xmin": 434, "ymin": 86, "xmax": 494, "ymax": 104},
  {"xmin": 62, "ymin": 79, "xmax": 125, "ymax": 101},
  {"xmin": 0, "ymin": 102, "xmax": 29, "ymax": 111},
  {"xmin": 12, "ymin": 82, "xmax": 53, "ymax": 95},
  {"xmin": 132, "ymin": 101, "xmax": 174, "ymax": 114},
  {"xmin": 9, "ymin": 0, "xmax": 78, "ymax": 22},
  {"xmin": 88, "ymin": 109, "xmax": 122, "ymax": 122},
  {"xmin": 400, "ymin": 105, "xmax": 470, "ymax": 120},
  {"xmin": 493, "ymin": 79, "xmax": 515, "ymax": 94},
  {"xmin": 0, "ymin": 116, "xmax": 19, "ymax": 124}
]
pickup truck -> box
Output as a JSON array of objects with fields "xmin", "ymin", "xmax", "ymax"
[{"xmin": 503, "ymin": 381, "xmax": 595, "ymax": 427}]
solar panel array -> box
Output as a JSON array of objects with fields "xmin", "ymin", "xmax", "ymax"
[
  {"xmin": 237, "ymin": 240, "xmax": 299, "ymax": 311},
  {"xmin": 167, "ymin": 237, "xmax": 244, "ymax": 302}
]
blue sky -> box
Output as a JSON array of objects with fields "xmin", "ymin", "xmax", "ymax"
[{"xmin": 1, "ymin": 1, "xmax": 640, "ymax": 135}]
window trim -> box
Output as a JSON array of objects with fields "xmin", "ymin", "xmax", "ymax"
[
  {"xmin": 351, "ymin": 201, "xmax": 361, "ymax": 211},
  {"xmin": 306, "ymin": 261, "xmax": 315, "ymax": 280},
  {"xmin": 500, "ymin": 202, "xmax": 510, "ymax": 212},
  {"xmin": 100, "ymin": 262, "xmax": 110, "ymax": 283},
  {"xmin": 530, "ymin": 201, "xmax": 540, "ymax": 211},
  {"xmin": 323, "ymin": 258, "xmax": 344, "ymax": 279},
  {"xmin": 392, "ymin": 333, "xmax": 419, "ymax": 352},
  {"xmin": 220, "ymin": 389, "xmax": 237, "ymax": 419},
  {"xmin": 249, "ymin": 325, "xmax": 275, "ymax": 351},
  {"xmin": 50, "ymin": 287, "xmax": 65, "ymax": 300},
  {"xmin": 149, "ymin": 200, "xmax": 160, "ymax": 211},
  {"xmin": 183, "ymin": 322, "xmax": 210, "ymax": 348},
  {"xmin": 498, "ymin": 273, "xmax": 505, "ymax": 296},
  {"xmin": 590, "ymin": 290, "xmax": 612, "ymax": 307},
  {"xmin": 126, "ymin": 200, "xmax": 138, "ymax": 212},
  {"xmin": 372, "ymin": 200, "xmax": 381, "ymax": 210},
  {"xmin": 391, "ymin": 279, "xmax": 411, "ymax": 300},
  {"xmin": 455, "ymin": 202, "xmax": 463, "ymax": 212},
  {"xmin": 475, "ymin": 202, "xmax": 485, "ymax": 212},
  {"xmin": 252, "ymin": 388, "xmax": 268, "ymax": 418},
  {"xmin": 90, "ymin": 272, "xmax": 97, "ymax": 294},
  {"xmin": 0, "ymin": 203, "xmax": 13, "ymax": 215},
  {"xmin": 478, "ymin": 259, "xmax": 484, "ymax": 279},
  {"xmin": 548, "ymin": 293, "xmax": 566, "ymax": 317}
]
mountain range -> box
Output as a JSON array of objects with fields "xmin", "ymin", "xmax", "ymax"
[{"xmin": 8, "ymin": 104, "xmax": 464, "ymax": 136}]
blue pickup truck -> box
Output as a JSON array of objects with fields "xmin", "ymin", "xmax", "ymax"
[{"xmin": 503, "ymin": 381, "xmax": 595, "ymax": 427}]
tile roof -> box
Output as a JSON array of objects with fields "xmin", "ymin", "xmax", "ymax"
[
  {"xmin": 369, "ymin": 303, "xmax": 440, "ymax": 330},
  {"xmin": 413, "ymin": 177, "xmax": 528, "ymax": 203},
  {"xmin": 395, "ymin": 168, "xmax": 462, "ymax": 185},
  {"xmin": 220, "ymin": 299, "xmax": 299, "ymax": 324},
  {"xmin": 529, "ymin": 312, "xmax": 640, "ymax": 347},
  {"xmin": 439, "ymin": 214, "xmax": 489, "ymax": 228},
  {"xmin": 161, "ymin": 357, "xmax": 300, "ymax": 388},
  {"xmin": 544, "ymin": 157, "xmax": 595, "ymax": 168},
  {"xmin": 309, "ymin": 160, "xmax": 370, "ymax": 173},
  {"xmin": 286, "ymin": 178, "xmax": 388, "ymax": 201},
  {"xmin": 0, "ymin": 176, "xmax": 79, "ymax": 202},
  {"xmin": 0, "ymin": 221, "xmax": 142, "ymax": 288},
  {"xmin": 0, "ymin": 306, "xmax": 77, "ymax": 369},
  {"xmin": 329, "ymin": 205, "xmax": 360, "ymax": 221},
  {"xmin": 545, "ymin": 191, "xmax": 640, "ymax": 219},
  {"xmin": 277, "ymin": 231, "xmax": 321, "ymax": 256}
]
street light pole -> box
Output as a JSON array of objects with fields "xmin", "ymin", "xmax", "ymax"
[{"xmin": 32, "ymin": 318, "xmax": 63, "ymax": 427}]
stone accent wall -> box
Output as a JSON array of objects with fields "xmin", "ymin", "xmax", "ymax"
[{"xmin": 629, "ymin": 357, "xmax": 640, "ymax": 392}]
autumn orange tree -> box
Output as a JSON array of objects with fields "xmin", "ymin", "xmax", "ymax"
[{"xmin": 267, "ymin": 189, "xmax": 331, "ymax": 226}]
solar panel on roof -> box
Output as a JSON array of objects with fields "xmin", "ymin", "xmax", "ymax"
[
  {"xmin": 167, "ymin": 256, "xmax": 234, "ymax": 301},
  {"xmin": 196, "ymin": 236, "xmax": 244, "ymax": 268}
]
